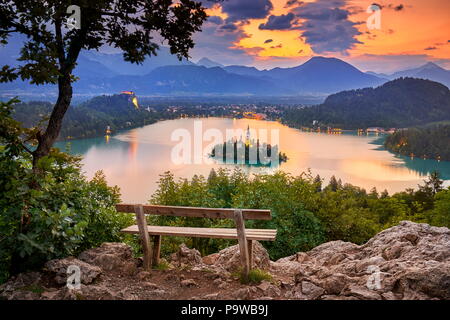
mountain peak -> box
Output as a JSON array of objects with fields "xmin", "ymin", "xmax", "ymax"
[
  {"xmin": 421, "ymin": 62, "xmax": 442, "ymax": 70},
  {"xmin": 197, "ymin": 57, "xmax": 224, "ymax": 68}
]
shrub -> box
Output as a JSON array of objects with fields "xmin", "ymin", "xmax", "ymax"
[{"xmin": 0, "ymin": 101, "xmax": 134, "ymax": 283}]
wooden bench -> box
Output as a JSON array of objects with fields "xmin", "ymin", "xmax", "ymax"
[{"xmin": 116, "ymin": 204, "xmax": 277, "ymax": 278}]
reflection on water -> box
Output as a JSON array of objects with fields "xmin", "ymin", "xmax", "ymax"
[{"xmin": 55, "ymin": 118, "xmax": 450, "ymax": 203}]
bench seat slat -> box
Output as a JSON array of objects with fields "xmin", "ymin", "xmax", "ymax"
[{"xmin": 121, "ymin": 225, "xmax": 277, "ymax": 241}]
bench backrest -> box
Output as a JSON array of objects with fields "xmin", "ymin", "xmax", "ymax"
[{"xmin": 115, "ymin": 204, "xmax": 271, "ymax": 220}]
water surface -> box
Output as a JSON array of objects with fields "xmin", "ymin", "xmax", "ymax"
[{"xmin": 57, "ymin": 118, "xmax": 450, "ymax": 203}]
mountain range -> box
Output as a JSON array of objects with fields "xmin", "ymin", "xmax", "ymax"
[
  {"xmin": 1, "ymin": 38, "xmax": 449, "ymax": 97},
  {"xmin": 366, "ymin": 62, "xmax": 450, "ymax": 88}
]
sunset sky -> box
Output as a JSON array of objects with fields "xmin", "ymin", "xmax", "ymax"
[{"xmin": 190, "ymin": 0, "xmax": 450, "ymax": 73}]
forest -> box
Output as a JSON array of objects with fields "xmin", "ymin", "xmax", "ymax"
[
  {"xmin": 384, "ymin": 124, "xmax": 450, "ymax": 161},
  {"xmin": 281, "ymin": 78, "xmax": 450, "ymax": 129},
  {"xmin": 11, "ymin": 95, "xmax": 178, "ymax": 140}
]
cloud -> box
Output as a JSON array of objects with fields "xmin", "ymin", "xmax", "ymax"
[
  {"xmin": 291, "ymin": 0, "xmax": 362, "ymax": 54},
  {"xmin": 259, "ymin": 13, "xmax": 295, "ymax": 30},
  {"xmin": 285, "ymin": 0, "xmax": 303, "ymax": 8},
  {"xmin": 191, "ymin": 18, "xmax": 255, "ymax": 65},
  {"xmin": 424, "ymin": 46, "xmax": 437, "ymax": 51},
  {"xmin": 219, "ymin": 23, "xmax": 238, "ymax": 32},
  {"xmin": 264, "ymin": 39, "xmax": 273, "ymax": 44},
  {"xmin": 208, "ymin": 16, "xmax": 224, "ymax": 25},
  {"xmin": 372, "ymin": 3, "xmax": 406, "ymax": 11},
  {"xmin": 221, "ymin": 0, "xmax": 273, "ymax": 22},
  {"xmin": 270, "ymin": 44, "xmax": 283, "ymax": 49}
]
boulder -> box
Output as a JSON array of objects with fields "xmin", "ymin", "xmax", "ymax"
[
  {"xmin": 278, "ymin": 221, "xmax": 450, "ymax": 300},
  {"xmin": 45, "ymin": 257, "xmax": 102, "ymax": 285},
  {"xmin": 169, "ymin": 243, "xmax": 202, "ymax": 267},
  {"xmin": 212, "ymin": 241, "xmax": 270, "ymax": 272},
  {"xmin": 78, "ymin": 242, "xmax": 136, "ymax": 273}
]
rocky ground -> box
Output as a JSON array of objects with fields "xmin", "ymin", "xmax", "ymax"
[{"xmin": 1, "ymin": 221, "xmax": 449, "ymax": 300}]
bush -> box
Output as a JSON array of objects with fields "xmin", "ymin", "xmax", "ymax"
[
  {"xmin": 0, "ymin": 147, "xmax": 134, "ymax": 283},
  {"xmin": 0, "ymin": 100, "xmax": 133, "ymax": 283}
]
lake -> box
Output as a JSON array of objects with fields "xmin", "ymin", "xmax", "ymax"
[{"xmin": 56, "ymin": 117, "xmax": 450, "ymax": 203}]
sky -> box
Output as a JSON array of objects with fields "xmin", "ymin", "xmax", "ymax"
[{"xmin": 189, "ymin": 0, "xmax": 450, "ymax": 73}]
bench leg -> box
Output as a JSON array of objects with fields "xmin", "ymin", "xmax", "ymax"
[
  {"xmin": 234, "ymin": 209, "xmax": 250, "ymax": 281},
  {"xmin": 247, "ymin": 240, "xmax": 253, "ymax": 270},
  {"xmin": 152, "ymin": 235, "xmax": 161, "ymax": 267},
  {"xmin": 134, "ymin": 205, "xmax": 152, "ymax": 271}
]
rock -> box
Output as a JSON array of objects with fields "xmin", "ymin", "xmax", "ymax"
[
  {"xmin": 142, "ymin": 282, "xmax": 158, "ymax": 290},
  {"xmin": 274, "ymin": 221, "xmax": 450, "ymax": 300},
  {"xmin": 203, "ymin": 253, "xmax": 219, "ymax": 265},
  {"xmin": 203, "ymin": 293, "xmax": 219, "ymax": 300},
  {"xmin": 40, "ymin": 290, "xmax": 60, "ymax": 300},
  {"xmin": 300, "ymin": 281, "xmax": 325, "ymax": 300},
  {"xmin": 136, "ymin": 271, "xmax": 151, "ymax": 281},
  {"xmin": 233, "ymin": 287, "xmax": 257, "ymax": 300},
  {"xmin": 391, "ymin": 263, "xmax": 450, "ymax": 300},
  {"xmin": 147, "ymin": 289, "xmax": 167, "ymax": 298},
  {"xmin": 180, "ymin": 279, "xmax": 198, "ymax": 288},
  {"xmin": 78, "ymin": 242, "xmax": 136, "ymax": 273},
  {"xmin": 218, "ymin": 282, "xmax": 228, "ymax": 289},
  {"xmin": 381, "ymin": 292, "xmax": 398, "ymax": 300},
  {"xmin": 2, "ymin": 221, "xmax": 448, "ymax": 301},
  {"xmin": 321, "ymin": 273, "xmax": 350, "ymax": 295},
  {"xmin": 213, "ymin": 241, "xmax": 270, "ymax": 272},
  {"xmin": 342, "ymin": 285, "xmax": 382, "ymax": 300},
  {"xmin": 257, "ymin": 280, "xmax": 281, "ymax": 297},
  {"xmin": 45, "ymin": 257, "xmax": 102, "ymax": 285},
  {"xmin": 170, "ymin": 243, "xmax": 202, "ymax": 267},
  {"xmin": 0, "ymin": 272, "xmax": 42, "ymax": 297}
]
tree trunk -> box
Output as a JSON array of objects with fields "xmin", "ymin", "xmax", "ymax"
[{"xmin": 32, "ymin": 74, "xmax": 73, "ymax": 171}]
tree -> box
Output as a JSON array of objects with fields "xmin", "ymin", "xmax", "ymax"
[
  {"xmin": 419, "ymin": 171, "xmax": 444, "ymax": 195},
  {"xmin": 313, "ymin": 174, "xmax": 322, "ymax": 192},
  {"xmin": 0, "ymin": 0, "xmax": 207, "ymax": 170},
  {"xmin": 327, "ymin": 175, "xmax": 339, "ymax": 192}
]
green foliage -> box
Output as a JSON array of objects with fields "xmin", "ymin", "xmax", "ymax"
[
  {"xmin": 10, "ymin": 95, "xmax": 182, "ymax": 141},
  {"xmin": 150, "ymin": 171, "xmax": 233, "ymax": 256},
  {"xmin": 153, "ymin": 260, "xmax": 170, "ymax": 271},
  {"xmin": 149, "ymin": 168, "xmax": 449, "ymax": 262},
  {"xmin": 428, "ymin": 189, "xmax": 450, "ymax": 227},
  {"xmin": 240, "ymin": 269, "xmax": 273, "ymax": 285},
  {"xmin": 282, "ymin": 78, "xmax": 450, "ymax": 129},
  {"xmin": 385, "ymin": 125, "xmax": 450, "ymax": 161},
  {"xmin": 0, "ymin": 100, "xmax": 133, "ymax": 283},
  {"xmin": 231, "ymin": 171, "xmax": 325, "ymax": 259}
]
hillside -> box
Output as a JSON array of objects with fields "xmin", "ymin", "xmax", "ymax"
[
  {"xmin": 12, "ymin": 95, "xmax": 171, "ymax": 140},
  {"xmin": 282, "ymin": 78, "xmax": 450, "ymax": 129},
  {"xmin": 385, "ymin": 124, "xmax": 450, "ymax": 161}
]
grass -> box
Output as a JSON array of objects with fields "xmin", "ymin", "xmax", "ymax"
[
  {"xmin": 153, "ymin": 260, "xmax": 170, "ymax": 271},
  {"xmin": 236, "ymin": 268, "xmax": 273, "ymax": 285}
]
